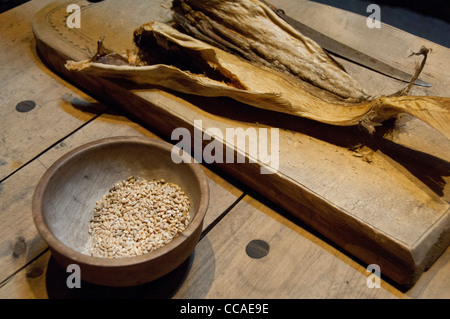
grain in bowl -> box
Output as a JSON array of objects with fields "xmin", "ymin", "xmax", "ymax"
[{"xmin": 83, "ymin": 176, "xmax": 191, "ymax": 258}]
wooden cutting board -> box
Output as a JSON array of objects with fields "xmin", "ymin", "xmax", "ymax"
[{"xmin": 32, "ymin": 0, "xmax": 450, "ymax": 287}]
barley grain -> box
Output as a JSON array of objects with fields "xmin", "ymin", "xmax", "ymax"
[{"xmin": 83, "ymin": 177, "xmax": 191, "ymax": 258}]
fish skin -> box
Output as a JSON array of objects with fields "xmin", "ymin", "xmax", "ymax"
[
  {"xmin": 171, "ymin": 0, "xmax": 370, "ymax": 101},
  {"xmin": 66, "ymin": 21, "xmax": 450, "ymax": 139}
]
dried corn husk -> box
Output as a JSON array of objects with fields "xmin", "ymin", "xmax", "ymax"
[{"xmin": 65, "ymin": 20, "xmax": 450, "ymax": 140}]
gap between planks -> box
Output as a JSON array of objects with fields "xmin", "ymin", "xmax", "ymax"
[{"xmin": 0, "ymin": 110, "xmax": 245, "ymax": 287}]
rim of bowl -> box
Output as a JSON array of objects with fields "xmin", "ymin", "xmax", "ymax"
[{"xmin": 32, "ymin": 136, "xmax": 210, "ymax": 268}]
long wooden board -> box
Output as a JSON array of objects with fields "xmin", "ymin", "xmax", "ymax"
[{"xmin": 31, "ymin": 0, "xmax": 450, "ymax": 287}]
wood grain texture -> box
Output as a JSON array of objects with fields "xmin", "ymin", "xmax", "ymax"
[
  {"xmin": 277, "ymin": 0, "xmax": 450, "ymax": 162},
  {"xmin": 174, "ymin": 195, "xmax": 395, "ymax": 298},
  {"xmin": 175, "ymin": 195, "xmax": 449, "ymax": 298},
  {"xmin": 31, "ymin": 136, "xmax": 210, "ymax": 287},
  {"xmin": 0, "ymin": 0, "xmax": 242, "ymax": 289},
  {"xmin": 0, "ymin": 0, "xmax": 109, "ymax": 181},
  {"xmin": 3, "ymin": 0, "xmax": 447, "ymax": 298},
  {"xmin": 0, "ymin": 112, "xmax": 242, "ymax": 286},
  {"xmin": 30, "ymin": 0, "xmax": 450, "ymax": 287},
  {"xmin": 2, "ymin": 196, "xmax": 448, "ymax": 298}
]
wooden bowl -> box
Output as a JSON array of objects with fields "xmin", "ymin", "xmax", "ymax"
[{"xmin": 32, "ymin": 136, "xmax": 209, "ymax": 287}]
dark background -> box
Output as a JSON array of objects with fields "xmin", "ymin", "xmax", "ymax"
[
  {"xmin": 1, "ymin": 0, "xmax": 25, "ymax": 12},
  {"xmin": 1, "ymin": 0, "xmax": 449, "ymax": 47},
  {"xmin": 312, "ymin": 0, "xmax": 450, "ymax": 47}
]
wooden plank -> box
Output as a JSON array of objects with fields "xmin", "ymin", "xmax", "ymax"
[
  {"xmin": 0, "ymin": 0, "xmax": 108, "ymax": 181},
  {"xmin": 278, "ymin": 0, "xmax": 449, "ymax": 96},
  {"xmin": 174, "ymin": 194, "xmax": 449, "ymax": 298},
  {"xmin": 0, "ymin": 111, "xmax": 243, "ymax": 285},
  {"xmin": 30, "ymin": 0, "xmax": 450, "ymax": 287},
  {"xmin": 4, "ymin": 194, "xmax": 447, "ymax": 298},
  {"xmin": 0, "ymin": 250, "xmax": 52, "ymax": 299},
  {"xmin": 407, "ymin": 246, "xmax": 450, "ymax": 298},
  {"xmin": 173, "ymin": 195, "xmax": 395, "ymax": 298},
  {"xmin": 277, "ymin": 0, "xmax": 450, "ymax": 161}
]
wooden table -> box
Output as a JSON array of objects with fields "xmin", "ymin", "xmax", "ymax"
[{"xmin": 0, "ymin": 0, "xmax": 449, "ymax": 299}]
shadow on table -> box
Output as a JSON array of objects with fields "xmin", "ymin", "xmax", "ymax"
[
  {"xmin": 72, "ymin": 81, "xmax": 450, "ymax": 200},
  {"xmin": 44, "ymin": 252, "xmax": 195, "ymax": 299},
  {"xmin": 169, "ymin": 91, "xmax": 450, "ymax": 198}
]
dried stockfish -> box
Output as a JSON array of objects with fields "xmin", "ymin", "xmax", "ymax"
[
  {"xmin": 65, "ymin": 2, "xmax": 450, "ymax": 140},
  {"xmin": 172, "ymin": 0, "xmax": 369, "ymax": 101}
]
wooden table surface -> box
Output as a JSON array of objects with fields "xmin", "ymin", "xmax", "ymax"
[{"xmin": 0, "ymin": 0, "xmax": 449, "ymax": 299}]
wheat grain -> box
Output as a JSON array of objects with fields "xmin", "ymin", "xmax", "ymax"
[{"xmin": 83, "ymin": 176, "xmax": 191, "ymax": 258}]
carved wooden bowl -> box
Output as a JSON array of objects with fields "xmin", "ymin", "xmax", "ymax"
[{"xmin": 32, "ymin": 136, "xmax": 209, "ymax": 287}]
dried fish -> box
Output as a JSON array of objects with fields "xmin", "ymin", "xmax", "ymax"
[
  {"xmin": 171, "ymin": 0, "xmax": 369, "ymax": 101},
  {"xmin": 65, "ymin": 1, "xmax": 450, "ymax": 139}
]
